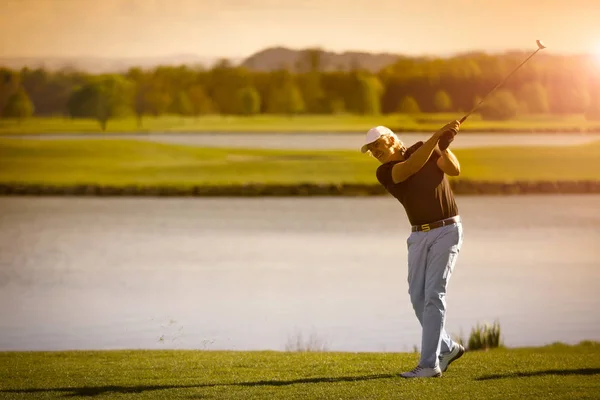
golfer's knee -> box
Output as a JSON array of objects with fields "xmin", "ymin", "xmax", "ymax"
[
  {"xmin": 409, "ymin": 291, "xmax": 424, "ymax": 310},
  {"xmin": 424, "ymin": 290, "xmax": 446, "ymax": 310}
]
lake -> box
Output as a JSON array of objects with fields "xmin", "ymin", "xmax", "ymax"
[
  {"xmin": 1, "ymin": 196, "xmax": 599, "ymax": 352},
  {"xmin": 3, "ymin": 131, "xmax": 599, "ymax": 150}
]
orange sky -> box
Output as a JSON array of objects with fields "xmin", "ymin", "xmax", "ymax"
[{"xmin": 1, "ymin": 0, "xmax": 600, "ymax": 59}]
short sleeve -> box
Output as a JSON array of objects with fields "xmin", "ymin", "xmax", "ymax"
[{"xmin": 376, "ymin": 163, "xmax": 394, "ymax": 186}]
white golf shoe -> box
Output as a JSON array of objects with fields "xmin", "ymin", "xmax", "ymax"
[
  {"xmin": 439, "ymin": 344, "xmax": 466, "ymax": 372},
  {"xmin": 400, "ymin": 365, "xmax": 442, "ymax": 378}
]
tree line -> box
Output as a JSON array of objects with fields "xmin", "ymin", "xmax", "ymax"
[{"xmin": 1, "ymin": 50, "xmax": 600, "ymax": 129}]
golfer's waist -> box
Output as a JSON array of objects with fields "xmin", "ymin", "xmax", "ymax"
[{"xmin": 411, "ymin": 216, "xmax": 461, "ymax": 232}]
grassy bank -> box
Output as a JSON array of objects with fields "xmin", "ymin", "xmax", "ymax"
[
  {"xmin": 2, "ymin": 114, "xmax": 600, "ymax": 134},
  {"xmin": 1, "ymin": 138, "xmax": 600, "ymax": 189},
  {"xmin": 1, "ymin": 342, "xmax": 599, "ymax": 399}
]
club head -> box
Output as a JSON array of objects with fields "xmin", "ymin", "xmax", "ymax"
[{"xmin": 536, "ymin": 40, "xmax": 547, "ymax": 50}]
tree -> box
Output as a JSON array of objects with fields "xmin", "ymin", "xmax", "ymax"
[
  {"xmin": 126, "ymin": 67, "xmax": 149, "ymax": 128},
  {"xmin": 297, "ymin": 73, "xmax": 327, "ymax": 114},
  {"xmin": 235, "ymin": 86, "xmax": 261, "ymax": 115},
  {"xmin": 170, "ymin": 91, "xmax": 194, "ymax": 116},
  {"xmin": 518, "ymin": 82, "xmax": 549, "ymax": 114},
  {"xmin": 548, "ymin": 81, "xmax": 590, "ymax": 114},
  {"xmin": 341, "ymin": 72, "xmax": 383, "ymax": 115},
  {"xmin": 20, "ymin": 68, "xmax": 86, "ymax": 117},
  {"xmin": 478, "ymin": 89, "xmax": 519, "ymax": 120},
  {"xmin": 297, "ymin": 48, "xmax": 325, "ymax": 73},
  {"xmin": 187, "ymin": 85, "xmax": 213, "ymax": 116},
  {"xmin": 266, "ymin": 80, "xmax": 305, "ymax": 115},
  {"xmin": 67, "ymin": 75, "xmax": 133, "ymax": 131},
  {"xmin": 20, "ymin": 68, "xmax": 47, "ymax": 116},
  {"xmin": 327, "ymin": 97, "xmax": 346, "ymax": 114},
  {"xmin": 398, "ymin": 96, "xmax": 421, "ymax": 114},
  {"xmin": 2, "ymin": 87, "xmax": 34, "ymax": 122},
  {"xmin": 205, "ymin": 61, "xmax": 252, "ymax": 114},
  {"xmin": 144, "ymin": 69, "xmax": 173, "ymax": 117},
  {"xmin": 356, "ymin": 75, "xmax": 383, "ymax": 115},
  {"xmin": 0, "ymin": 68, "xmax": 20, "ymax": 118},
  {"xmin": 434, "ymin": 90, "xmax": 453, "ymax": 112}
]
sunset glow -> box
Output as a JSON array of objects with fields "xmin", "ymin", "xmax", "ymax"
[
  {"xmin": 594, "ymin": 42, "xmax": 600, "ymax": 66},
  {"xmin": 1, "ymin": 0, "xmax": 600, "ymax": 59}
]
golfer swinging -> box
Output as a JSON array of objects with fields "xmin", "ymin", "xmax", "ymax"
[{"xmin": 361, "ymin": 121, "xmax": 464, "ymax": 378}]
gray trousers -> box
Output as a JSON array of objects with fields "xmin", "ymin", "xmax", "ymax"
[{"xmin": 406, "ymin": 219, "xmax": 463, "ymax": 368}]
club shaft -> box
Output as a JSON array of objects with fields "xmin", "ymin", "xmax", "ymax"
[{"xmin": 460, "ymin": 48, "xmax": 541, "ymax": 123}]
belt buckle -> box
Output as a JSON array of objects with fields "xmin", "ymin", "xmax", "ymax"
[{"xmin": 421, "ymin": 223, "xmax": 431, "ymax": 232}]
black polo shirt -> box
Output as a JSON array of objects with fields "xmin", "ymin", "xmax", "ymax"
[{"xmin": 376, "ymin": 151, "xmax": 459, "ymax": 226}]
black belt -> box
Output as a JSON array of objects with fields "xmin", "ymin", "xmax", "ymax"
[{"xmin": 412, "ymin": 216, "xmax": 461, "ymax": 232}]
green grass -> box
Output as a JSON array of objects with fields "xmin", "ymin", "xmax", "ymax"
[
  {"xmin": 1, "ymin": 138, "xmax": 600, "ymax": 186},
  {"xmin": 2, "ymin": 113, "xmax": 600, "ymax": 134},
  {"xmin": 1, "ymin": 342, "xmax": 599, "ymax": 399},
  {"xmin": 0, "ymin": 114, "xmax": 418, "ymax": 134}
]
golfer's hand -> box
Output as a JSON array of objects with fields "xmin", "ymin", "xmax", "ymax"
[
  {"xmin": 437, "ymin": 120, "xmax": 460, "ymax": 136},
  {"xmin": 436, "ymin": 120, "xmax": 460, "ymax": 150}
]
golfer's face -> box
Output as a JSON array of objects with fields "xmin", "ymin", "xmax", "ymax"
[{"xmin": 369, "ymin": 138, "xmax": 395, "ymax": 163}]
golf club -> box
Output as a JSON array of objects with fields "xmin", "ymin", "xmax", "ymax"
[{"xmin": 459, "ymin": 39, "xmax": 547, "ymax": 124}]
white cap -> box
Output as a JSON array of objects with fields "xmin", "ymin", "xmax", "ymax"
[{"xmin": 360, "ymin": 125, "xmax": 395, "ymax": 153}]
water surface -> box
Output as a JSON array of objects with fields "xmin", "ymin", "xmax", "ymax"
[
  {"xmin": 1, "ymin": 196, "xmax": 599, "ymax": 352},
  {"xmin": 3, "ymin": 132, "xmax": 598, "ymax": 150}
]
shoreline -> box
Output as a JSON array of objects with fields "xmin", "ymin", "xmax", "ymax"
[
  {"xmin": 3, "ymin": 114, "xmax": 600, "ymax": 135},
  {"xmin": 2, "ymin": 180, "xmax": 600, "ymax": 196},
  {"xmin": 1, "ymin": 341, "xmax": 598, "ymax": 353},
  {"xmin": 2, "ymin": 127, "xmax": 600, "ymax": 136}
]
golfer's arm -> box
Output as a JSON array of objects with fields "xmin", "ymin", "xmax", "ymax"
[
  {"xmin": 436, "ymin": 148, "xmax": 461, "ymax": 176},
  {"xmin": 391, "ymin": 133, "xmax": 441, "ymax": 183}
]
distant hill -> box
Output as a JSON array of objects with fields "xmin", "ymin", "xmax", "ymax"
[
  {"xmin": 0, "ymin": 54, "xmax": 234, "ymax": 73},
  {"xmin": 241, "ymin": 46, "xmax": 405, "ymax": 73},
  {"xmin": 0, "ymin": 46, "xmax": 466, "ymax": 74},
  {"xmin": 0, "ymin": 47, "xmax": 407, "ymax": 74}
]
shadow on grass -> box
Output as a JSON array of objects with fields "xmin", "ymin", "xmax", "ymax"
[
  {"xmin": 0, "ymin": 373, "xmax": 399, "ymax": 397},
  {"xmin": 476, "ymin": 368, "xmax": 600, "ymax": 381}
]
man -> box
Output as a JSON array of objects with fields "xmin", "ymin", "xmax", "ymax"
[{"xmin": 360, "ymin": 121, "xmax": 465, "ymax": 378}]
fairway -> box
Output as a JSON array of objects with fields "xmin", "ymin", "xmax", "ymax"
[
  {"xmin": 2, "ymin": 114, "xmax": 600, "ymax": 134},
  {"xmin": 0, "ymin": 342, "xmax": 599, "ymax": 399},
  {"xmin": 1, "ymin": 138, "xmax": 600, "ymax": 187}
]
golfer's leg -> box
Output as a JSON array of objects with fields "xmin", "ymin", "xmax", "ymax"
[
  {"xmin": 440, "ymin": 329, "xmax": 454, "ymax": 354},
  {"xmin": 419, "ymin": 223, "xmax": 463, "ymax": 368},
  {"xmin": 407, "ymin": 231, "xmax": 428, "ymax": 330}
]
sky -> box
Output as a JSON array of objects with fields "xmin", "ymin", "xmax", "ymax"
[{"xmin": 2, "ymin": 0, "xmax": 600, "ymax": 59}]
